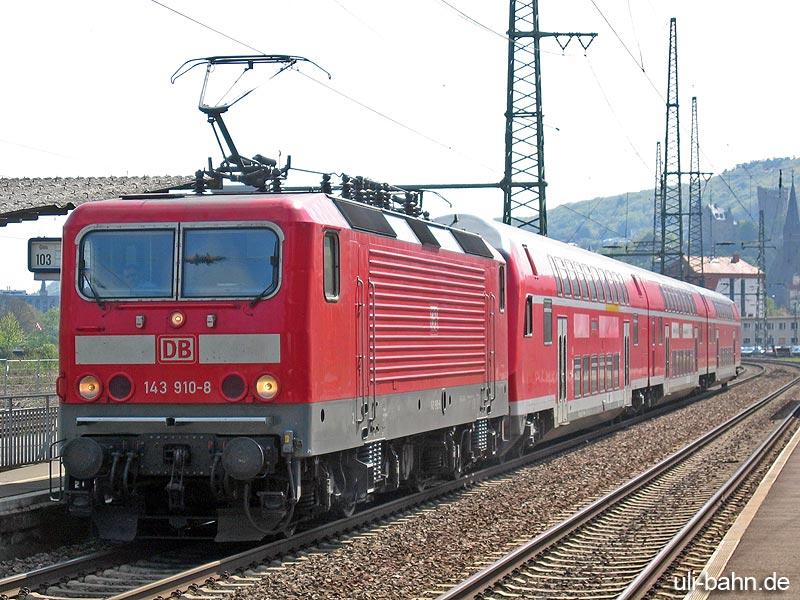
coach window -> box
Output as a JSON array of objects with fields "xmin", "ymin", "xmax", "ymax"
[
  {"xmin": 573, "ymin": 357, "xmax": 582, "ymax": 397},
  {"xmin": 612, "ymin": 354, "xmax": 620, "ymax": 388},
  {"xmin": 633, "ymin": 314, "xmax": 639, "ymax": 346},
  {"xmin": 593, "ymin": 268, "xmax": 606, "ymax": 302},
  {"xmin": 659, "ymin": 317, "xmax": 664, "ymax": 344},
  {"xmin": 567, "ymin": 262, "xmax": 580, "ymax": 299},
  {"xmin": 577, "ymin": 266, "xmax": 589, "ymax": 300},
  {"xmin": 591, "ymin": 356, "xmax": 598, "ymax": 394},
  {"xmin": 524, "ymin": 295, "xmax": 533, "ymax": 337},
  {"xmin": 598, "ymin": 355, "xmax": 606, "ymax": 391},
  {"xmin": 323, "ymin": 231, "xmax": 340, "ymax": 301},
  {"xmin": 606, "ymin": 354, "xmax": 613, "ymax": 389},
  {"xmin": 583, "ymin": 356, "xmax": 590, "ymax": 395},
  {"xmin": 602, "ymin": 271, "xmax": 614, "ymax": 303},
  {"xmin": 543, "ymin": 299, "xmax": 553, "ymax": 345},
  {"xmin": 550, "ymin": 258, "xmax": 563, "ymax": 296},
  {"xmin": 620, "ymin": 275, "xmax": 629, "ymax": 304},
  {"xmin": 587, "ymin": 266, "xmax": 598, "ymax": 301}
]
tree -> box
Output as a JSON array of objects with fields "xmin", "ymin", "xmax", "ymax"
[{"xmin": 0, "ymin": 312, "xmax": 26, "ymax": 358}]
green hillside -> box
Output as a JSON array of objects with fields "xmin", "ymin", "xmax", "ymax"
[{"xmin": 549, "ymin": 156, "xmax": 800, "ymax": 270}]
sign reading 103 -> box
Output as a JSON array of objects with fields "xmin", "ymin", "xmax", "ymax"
[{"xmin": 28, "ymin": 237, "xmax": 62, "ymax": 277}]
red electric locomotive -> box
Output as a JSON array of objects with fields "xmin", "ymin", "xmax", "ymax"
[{"xmin": 57, "ymin": 192, "xmax": 510, "ymax": 541}]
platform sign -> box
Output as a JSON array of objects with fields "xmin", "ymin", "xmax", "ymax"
[{"xmin": 28, "ymin": 237, "xmax": 61, "ymax": 281}]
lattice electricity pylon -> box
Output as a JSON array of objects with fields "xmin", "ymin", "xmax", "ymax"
[
  {"xmin": 686, "ymin": 96, "xmax": 713, "ymax": 286},
  {"xmin": 660, "ymin": 17, "xmax": 684, "ymax": 278},
  {"xmin": 652, "ymin": 141, "xmax": 663, "ymax": 272},
  {"xmin": 502, "ymin": 0, "xmax": 596, "ymax": 235}
]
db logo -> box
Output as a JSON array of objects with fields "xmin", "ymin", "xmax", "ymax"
[{"xmin": 159, "ymin": 336, "xmax": 195, "ymax": 363}]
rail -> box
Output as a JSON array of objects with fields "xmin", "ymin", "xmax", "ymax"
[
  {"xmin": 0, "ymin": 394, "xmax": 59, "ymax": 470},
  {"xmin": 436, "ymin": 361, "xmax": 797, "ymax": 600}
]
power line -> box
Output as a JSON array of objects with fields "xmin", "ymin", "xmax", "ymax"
[
  {"xmin": 435, "ymin": 0, "xmax": 508, "ymax": 41},
  {"xmin": 587, "ymin": 0, "xmax": 663, "ymax": 100},
  {"xmin": 294, "ymin": 71, "xmax": 501, "ymax": 176},
  {"xmin": 433, "ymin": 0, "xmax": 589, "ymax": 57},
  {"xmin": 148, "ymin": 0, "xmax": 501, "ymax": 177},
  {"xmin": 584, "ymin": 57, "xmax": 649, "ymax": 171},
  {"xmin": 562, "ymin": 200, "xmax": 627, "ymax": 242},
  {"xmin": 149, "ymin": 0, "xmax": 263, "ymax": 54}
]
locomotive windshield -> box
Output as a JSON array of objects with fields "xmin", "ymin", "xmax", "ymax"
[
  {"xmin": 78, "ymin": 229, "xmax": 175, "ymax": 299},
  {"xmin": 181, "ymin": 227, "xmax": 279, "ymax": 299}
]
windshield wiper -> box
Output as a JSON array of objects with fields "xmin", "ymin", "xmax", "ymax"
[
  {"xmin": 249, "ymin": 253, "xmax": 279, "ymax": 308},
  {"xmin": 81, "ymin": 272, "xmax": 106, "ymax": 309}
]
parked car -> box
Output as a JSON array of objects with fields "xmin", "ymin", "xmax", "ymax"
[
  {"xmin": 741, "ymin": 346, "xmax": 755, "ymax": 356},
  {"xmin": 791, "ymin": 345, "xmax": 800, "ymax": 357}
]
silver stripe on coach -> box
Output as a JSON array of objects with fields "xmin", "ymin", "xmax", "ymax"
[
  {"xmin": 75, "ymin": 335, "xmax": 156, "ymax": 365},
  {"xmin": 199, "ymin": 333, "xmax": 281, "ymax": 364}
]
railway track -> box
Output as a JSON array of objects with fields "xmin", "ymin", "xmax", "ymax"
[
  {"xmin": 436, "ymin": 363, "xmax": 800, "ymax": 600},
  {"xmin": 0, "ymin": 363, "xmax": 771, "ymax": 600}
]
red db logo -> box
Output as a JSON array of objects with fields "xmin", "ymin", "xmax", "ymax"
[{"xmin": 159, "ymin": 336, "xmax": 195, "ymax": 363}]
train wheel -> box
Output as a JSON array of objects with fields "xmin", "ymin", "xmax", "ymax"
[{"xmin": 333, "ymin": 493, "xmax": 356, "ymax": 519}]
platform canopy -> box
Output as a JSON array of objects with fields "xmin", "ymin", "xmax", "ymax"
[{"xmin": 0, "ymin": 176, "xmax": 191, "ymax": 226}]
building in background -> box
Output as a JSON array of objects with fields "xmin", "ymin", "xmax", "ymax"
[
  {"xmin": 741, "ymin": 315, "xmax": 800, "ymax": 347},
  {"xmin": 0, "ymin": 281, "xmax": 59, "ymax": 312},
  {"xmin": 686, "ymin": 254, "xmax": 761, "ymax": 318}
]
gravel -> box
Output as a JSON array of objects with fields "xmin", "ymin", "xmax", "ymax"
[
  {"xmin": 229, "ymin": 365, "xmax": 797, "ymax": 600},
  {"xmin": 0, "ymin": 539, "xmax": 110, "ymax": 579}
]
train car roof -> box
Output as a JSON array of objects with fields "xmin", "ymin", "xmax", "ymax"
[
  {"xmin": 65, "ymin": 192, "xmax": 505, "ymax": 263},
  {"xmin": 438, "ymin": 213, "xmax": 735, "ymax": 308}
]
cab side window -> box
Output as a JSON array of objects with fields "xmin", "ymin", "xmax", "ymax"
[{"xmin": 323, "ymin": 231, "xmax": 340, "ymax": 301}]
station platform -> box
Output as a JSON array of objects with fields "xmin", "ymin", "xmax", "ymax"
[
  {"xmin": 0, "ymin": 462, "xmax": 58, "ymax": 513},
  {"xmin": 685, "ymin": 424, "xmax": 800, "ymax": 599}
]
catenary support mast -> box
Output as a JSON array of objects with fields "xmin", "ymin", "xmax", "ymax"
[
  {"xmin": 660, "ymin": 17, "xmax": 683, "ymax": 277},
  {"xmin": 502, "ymin": 0, "xmax": 595, "ymax": 234}
]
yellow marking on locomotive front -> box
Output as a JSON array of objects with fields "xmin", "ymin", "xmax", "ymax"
[{"xmin": 605, "ymin": 304, "xmax": 620, "ymax": 312}]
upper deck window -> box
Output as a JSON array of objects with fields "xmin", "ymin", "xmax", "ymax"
[
  {"xmin": 79, "ymin": 229, "xmax": 174, "ymax": 300},
  {"xmin": 181, "ymin": 227, "xmax": 279, "ymax": 299}
]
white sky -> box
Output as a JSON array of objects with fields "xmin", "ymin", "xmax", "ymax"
[{"xmin": 1, "ymin": 0, "xmax": 799, "ymax": 293}]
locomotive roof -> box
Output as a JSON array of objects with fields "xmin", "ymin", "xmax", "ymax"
[
  {"xmin": 65, "ymin": 191, "xmax": 505, "ymax": 263},
  {"xmin": 440, "ymin": 213, "xmax": 736, "ymax": 309}
]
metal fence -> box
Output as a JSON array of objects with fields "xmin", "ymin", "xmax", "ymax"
[
  {"xmin": 0, "ymin": 394, "xmax": 59, "ymax": 470},
  {"xmin": 0, "ymin": 358, "xmax": 59, "ymax": 396}
]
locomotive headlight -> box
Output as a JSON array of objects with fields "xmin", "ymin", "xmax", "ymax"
[
  {"xmin": 170, "ymin": 311, "xmax": 186, "ymax": 328},
  {"xmin": 78, "ymin": 375, "xmax": 102, "ymax": 401},
  {"xmin": 255, "ymin": 374, "xmax": 279, "ymax": 400}
]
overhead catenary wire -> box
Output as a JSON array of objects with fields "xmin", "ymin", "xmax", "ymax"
[
  {"xmin": 585, "ymin": 56, "xmax": 649, "ymax": 171},
  {"xmin": 148, "ymin": 0, "xmax": 501, "ymax": 177},
  {"xmin": 564, "ymin": 199, "xmax": 627, "ymax": 243},
  {"xmin": 587, "ymin": 0, "xmax": 663, "ymax": 101},
  {"xmin": 433, "ymin": 0, "xmax": 589, "ymax": 56}
]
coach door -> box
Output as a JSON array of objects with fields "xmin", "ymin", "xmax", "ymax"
[
  {"xmin": 556, "ymin": 317, "xmax": 568, "ymax": 424},
  {"xmin": 623, "ymin": 321, "xmax": 630, "ymax": 388},
  {"xmin": 665, "ymin": 325, "xmax": 671, "ymax": 379}
]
